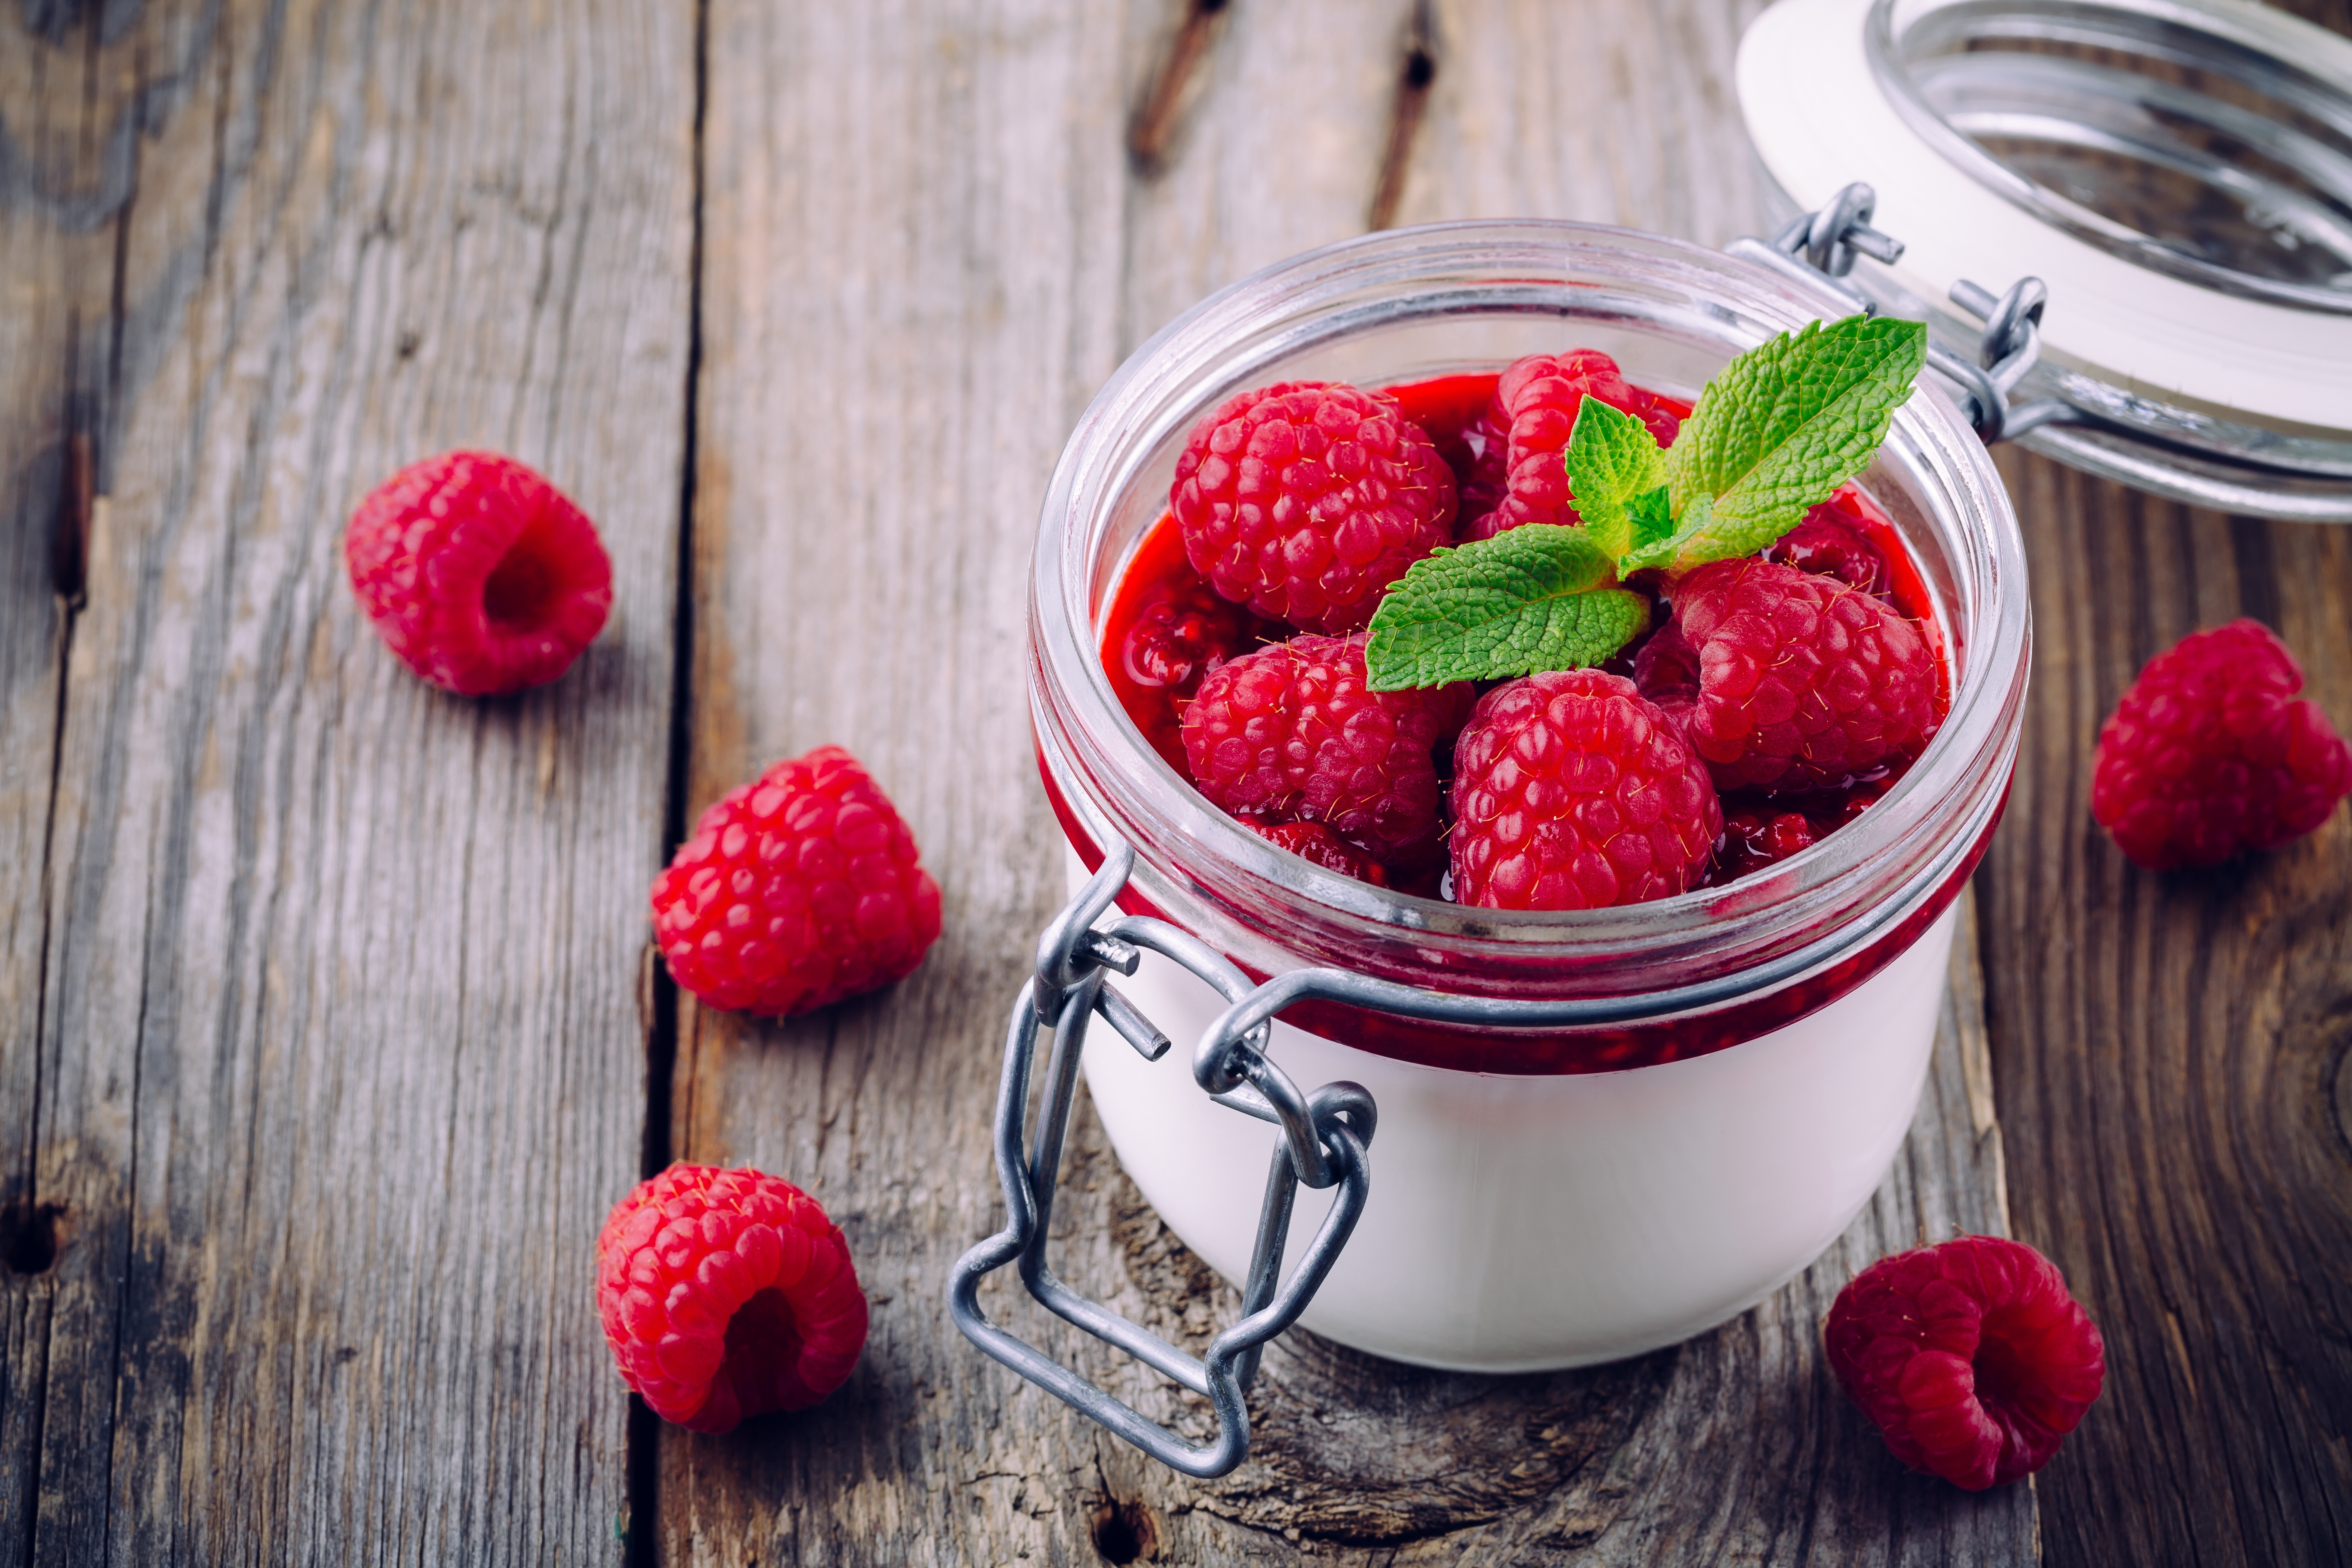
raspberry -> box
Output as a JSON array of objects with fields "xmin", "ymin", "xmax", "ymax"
[
  {"xmin": 1449, "ymin": 669, "xmax": 1721, "ymax": 910},
  {"xmin": 1459, "ymin": 351, "xmax": 1683, "ymax": 544},
  {"xmin": 1761, "ymin": 487, "xmax": 1891, "ymax": 596},
  {"xmin": 1715, "ymin": 805, "xmax": 1818, "ymax": 881},
  {"xmin": 1630, "ymin": 615, "xmax": 1702, "ymax": 694},
  {"xmin": 1706, "ymin": 771, "xmax": 1896, "ymax": 884},
  {"xmin": 595, "ymin": 1163, "xmax": 869, "ymax": 1432},
  {"xmin": 652, "ymin": 746, "xmax": 942, "ymax": 1016},
  {"xmin": 1118, "ymin": 575, "xmax": 1261, "ymax": 695},
  {"xmin": 1831, "ymin": 775, "xmax": 1893, "ymax": 824},
  {"xmin": 1172, "ymin": 381, "xmax": 1457, "ymax": 634},
  {"xmin": 2090, "ymin": 619, "xmax": 2352, "ymax": 870},
  {"xmin": 1640, "ymin": 558, "xmax": 1940, "ymax": 794},
  {"xmin": 1454, "ymin": 406, "xmax": 1511, "ymax": 527},
  {"xmin": 1383, "ymin": 371, "xmax": 1502, "ymax": 488},
  {"xmin": 1825, "ymin": 1236, "xmax": 2105, "ymax": 1490},
  {"xmin": 1244, "ymin": 820, "xmax": 1389, "ymax": 887},
  {"xmin": 1180, "ymin": 633, "xmax": 1472, "ymax": 867},
  {"xmin": 345, "ymin": 451, "xmax": 612, "ymax": 695}
]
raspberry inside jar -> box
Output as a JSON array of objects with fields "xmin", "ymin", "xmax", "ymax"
[{"xmin": 1099, "ymin": 365, "xmax": 1952, "ymax": 900}]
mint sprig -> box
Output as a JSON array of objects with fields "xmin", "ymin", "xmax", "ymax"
[
  {"xmin": 1616, "ymin": 485, "xmax": 1688, "ymax": 573},
  {"xmin": 1664, "ymin": 314, "xmax": 1927, "ymax": 564},
  {"xmin": 1363, "ymin": 312, "xmax": 1925, "ymax": 691},
  {"xmin": 1363, "ymin": 526, "xmax": 1649, "ymax": 690},
  {"xmin": 1561, "ymin": 397, "xmax": 1666, "ymax": 561}
]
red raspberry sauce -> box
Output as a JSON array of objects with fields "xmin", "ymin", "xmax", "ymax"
[
  {"xmin": 1384, "ymin": 373, "xmax": 1506, "ymax": 452},
  {"xmin": 1100, "ymin": 515, "xmax": 1276, "ymax": 774},
  {"xmin": 1100, "ymin": 371, "xmax": 1946, "ymax": 891}
]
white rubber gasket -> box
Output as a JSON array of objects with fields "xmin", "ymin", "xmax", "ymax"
[{"xmin": 1738, "ymin": 0, "xmax": 2352, "ymax": 431}]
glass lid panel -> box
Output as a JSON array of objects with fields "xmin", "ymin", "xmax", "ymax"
[{"xmin": 1870, "ymin": 0, "xmax": 2352, "ymax": 314}]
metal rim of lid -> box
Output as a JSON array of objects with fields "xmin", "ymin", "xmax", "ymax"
[
  {"xmin": 1869, "ymin": 0, "xmax": 2352, "ymax": 318},
  {"xmin": 1737, "ymin": 0, "xmax": 2352, "ymax": 501}
]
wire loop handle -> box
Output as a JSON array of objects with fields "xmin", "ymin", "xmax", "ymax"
[
  {"xmin": 947, "ymin": 844, "xmax": 1374, "ymax": 1478},
  {"xmin": 1788, "ymin": 180, "xmax": 1907, "ymax": 277}
]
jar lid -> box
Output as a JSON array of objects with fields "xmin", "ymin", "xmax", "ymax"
[{"xmin": 1739, "ymin": 0, "xmax": 2352, "ymax": 517}]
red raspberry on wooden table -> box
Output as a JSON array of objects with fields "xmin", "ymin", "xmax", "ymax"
[
  {"xmin": 1825, "ymin": 1235, "xmax": 2105, "ymax": 1490},
  {"xmin": 652, "ymin": 746, "xmax": 941, "ymax": 1016},
  {"xmin": 596, "ymin": 1163, "xmax": 868, "ymax": 1432},
  {"xmin": 1172, "ymin": 380, "xmax": 1457, "ymax": 634},
  {"xmin": 1449, "ymin": 669, "xmax": 1721, "ymax": 910},
  {"xmin": 1181, "ymin": 633, "xmax": 1472, "ymax": 869},
  {"xmin": 1639, "ymin": 557, "xmax": 1939, "ymax": 794},
  {"xmin": 1459, "ymin": 350, "xmax": 1683, "ymax": 544},
  {"xmin": 2090, "ymin": 618, "xmax": 2352, "ymax": 871},
  {"xmin": 345, "ymin": 450, "xmax": 612, "ymax": 695}
]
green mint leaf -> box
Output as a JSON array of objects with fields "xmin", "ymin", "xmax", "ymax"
[
  {"xmin": 1364, "ymin": 526, "xmax": 1650, "ymax": 690},
  {"xmin": 1621, "ymin": 484, "xmax": 1676, "ymax": 562},
  {"xmin": 1621, "ymin": 489, "xmax": 1708, "ymax": 573},
  {"xmin": 1663, "ymin": 314, "xmax": 1927, "ymax": 566},
  {"xmin": 1562, "ymin": 398, "xmax": 1667, "ymax": 561}
]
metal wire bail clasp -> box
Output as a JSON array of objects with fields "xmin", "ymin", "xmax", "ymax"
[
  {"xmin": 1780, "ymin": 180, "xmax": 1907, "ymax": 278},
  {"xmin": 1735, "ymin": 180, "xmax": 2079, "ymax": 447},
  {"xmin": 946, "ymin": 842, "xmax": 1376, "ymax": 1479}
]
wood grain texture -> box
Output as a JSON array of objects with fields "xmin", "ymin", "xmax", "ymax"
[
  {"xmin": 1402, "ymin": 0, "xmax": 1778, "ymax": 248},
  {"xmin": 1981, "ymin": 451, "xmax": 2352, "ymax": 1568},
  {"xmin": 664, "ymin": 2, "xmax": 2026, "ymax": 1562},
  {"xmin": 0, "ymin": 0, "xmax": 126, "ymax": 1317},
  {"xmin": 0, "ymin": 2, "xmax": 694, "ymax": 1562},
  {"xmin": 1968, "ymin": 10, "xmax": 2352, "ymax": 1566},
  {"xmin": 662, "ymin": 4, "xmax": 1131, "ymax": 1563},
  {"xmin": 0, "ymin": 11, "xmax": 116, "ymax": 1550}
]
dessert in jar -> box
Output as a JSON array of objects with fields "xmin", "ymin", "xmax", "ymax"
[{"xmin": 1021, "ymin": 222, "xmax": 2029, "ymax": 1374}]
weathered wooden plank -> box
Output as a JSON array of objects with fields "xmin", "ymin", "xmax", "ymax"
[
  {"xmin": 0, "ymin": 2, "xmax": 695, "ymax": 1562},
  {"xmin": 0, "ymin": 13, "xmax": 122, "ymax": 1555},
  {"xmin": 1405, "ymin": 0, "xmax": 1780, "ymax": 248},
  {"xmin": 1981, "ymin": 447, "xmax": 2352, "ymax": 1568},
  {"xmin": 1967, "ymin": 5, "xmax": 2352, "ymax": 1563},
  {"xmin": 1116, "ymin": 0, "xmax": 1406, "ymax": 343},
  {"xmin": 1118, "ymin": 0, "xmax": 2028, "ymax": 1559},
  {"xmin": 667, "ymin": 1, "xmax": 2027, "ymax": 1564},
  {"xmin": 659, "ymin": 4, "xmax": 1133, "ymax": 1562}
]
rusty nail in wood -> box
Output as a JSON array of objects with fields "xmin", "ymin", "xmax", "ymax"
[
  {"xmin": 1368, "ymin": 0, "xmax": 1438, "ymax": 232},
  {"xmin": 1129, "ymin": 0, "xmax": 1230, "ymax": 176}
]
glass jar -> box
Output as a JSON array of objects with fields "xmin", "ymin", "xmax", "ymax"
[{"xmin": 1025, "ymin": 222, "xmax": 2029, "ymax": 1372}]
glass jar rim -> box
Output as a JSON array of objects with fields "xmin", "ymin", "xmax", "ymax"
[{"xmin": 1029, "ymin": 220, "xmax": 2029, "ymax": 1007}]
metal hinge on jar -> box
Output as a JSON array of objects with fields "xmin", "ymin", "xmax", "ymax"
[
  {"xmin": 1725, "ymin": 180, "xmax": 2076, "ymax": 445},
  {"xmin": 945, "ymin": 842, "xmax": 1375, "ymax": 1479}
]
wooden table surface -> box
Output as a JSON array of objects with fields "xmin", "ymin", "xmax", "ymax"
[{"xmin": 4, "ymin": 2, "xmax": 2348, "ymax": 1564}]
